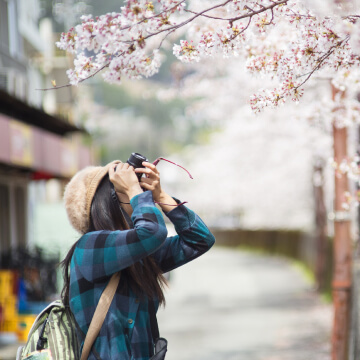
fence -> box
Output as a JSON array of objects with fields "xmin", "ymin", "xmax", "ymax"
[{"xmin": 211, "ymin": 228, "xmax": 333, "ymax": 296}]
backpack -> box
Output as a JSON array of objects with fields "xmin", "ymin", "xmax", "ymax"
[
  {"xmin": 16, "ymin": 300, "xmax": 80, "ymax": 360},
  {"xmin": 16, "ymin": 272, "xmax": 120, "ymax": 360}
]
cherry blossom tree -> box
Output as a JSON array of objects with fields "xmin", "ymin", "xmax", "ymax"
[
  {"xmin": 53, "ymin": 1, "xmax": 360, "ymax": 356},
  {"xmin": 53, "ymin": 0, "xmax": 360, "ymax": 211},
  {"xmin": 54, "ymin": 0, "xmax": 360, "ymax": 114}
]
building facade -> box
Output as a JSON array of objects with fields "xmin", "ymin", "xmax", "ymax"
[{"xmin": 0, "ymin": 0, "xmax": 93, "ymax": 257}]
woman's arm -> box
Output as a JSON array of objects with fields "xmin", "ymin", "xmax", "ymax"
[
  {"xmin": 152, "ymin": 202, "xmax": 215, "ymax": 273},
  {"xmin": 72, "ymin": 191, "xmax": 168, "ymax": 282},
  {"xmin": 134, "ymin": 161, "xmax": 215, "ymax": 272}
]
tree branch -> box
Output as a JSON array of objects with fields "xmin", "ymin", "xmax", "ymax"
[
  {"xmin": 39, "ymin": 0, "xmax": 288, "ymax": 90},
  {"xmin": 294, "ymin": 35, "xmax": 350, "ymax": 90},
  {"xmin": 120, "ymin": 0, "xmax": 187, "ymax": 31},
  {"xmin": 183, "ymin": 0, "xmax": 287, "ymax": 24},
  {"xmin": 36, "ymin": 53, "xmax": 125, "ymax": 91}
]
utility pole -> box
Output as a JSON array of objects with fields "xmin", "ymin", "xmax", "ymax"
[{"xmin": 332, "ymin": 85, "xmax": 352, "ymax": 360}]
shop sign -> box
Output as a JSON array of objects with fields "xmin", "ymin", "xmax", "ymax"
[
  {"xmin": 0, "ymin": 115, "xmax": 10, "ymax": 163},
  {"xmin": 60, "ymin": 140, "xmax": 78, "ymax": 177},
  {"xmin": 9, "ymin": 120, "xmax": 33, "ymax": 167}
]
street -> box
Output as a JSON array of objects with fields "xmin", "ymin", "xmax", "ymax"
[
  {"xmin": 0, "ymin": 247, "xmax": 332, "ymax": 360},
  {"xmin": 157, "ymin": 247, "xmax": 332, "ymax": 360}
]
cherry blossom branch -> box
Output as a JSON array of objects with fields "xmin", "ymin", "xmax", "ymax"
[
  {"xmin": 158, "ymin": 28, "xmax": 177, "ymax": 49},
  {"xmin": 144, "ymin": 0, "xmax": 233, "ymax": 38},
  {"xmin": 182, "ymin": 0, "xmax": 287, "ymax": 24},
  {"xmin": 268, "ymin": 7, "xmax": 275, "ymax": 25},
  {"xmin": 43, "ymin": 0, "xmax": 360, "ymax": 116},
  {"xmin": 286, "ymin": 12, "xmax": 360, "ymax": 22},
  {"xmin": 136, "ymin": 0, "xmax": 287, "ymax": 46},
  {"xmin": 346, "ymin": 15, "xmax": 360, "ymax": 18},
  {"xmin": 230, "ymin": 17, "xmax": 252, "ymax": 39},
  {"xmin": 120, "ymin": 0, "xmax": 187, "ymax": 31},
  {"xmin": 183, "ymin": 8, "xmax": 231, "ymax": 21},
  {"xmin": 36, "ymin": 62, "xmax": 112, "ymax": 91},
  {"xmin": 294, "ymin": 35, "xmax": 350, "ymax": 91},
  {"xmin": 39, "ymin": 0, "xmax": 289, "ymax": 90}
]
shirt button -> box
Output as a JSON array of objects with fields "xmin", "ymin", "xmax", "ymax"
[
  {"xmin": 135, "ymin": 298, "xmax": 139, "ymax": 303},
  {"xmin": 128, "ymin": 319, "xmax": 133, "ymax": 324}
]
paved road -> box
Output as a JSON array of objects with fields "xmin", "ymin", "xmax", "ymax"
[
  {"xmin": 0, "ymin": 247, "xmax": 332, "ymax": 360},
  {"xmin": 157, "ymin": 247, "xmax": 332, "ymax": 360}
]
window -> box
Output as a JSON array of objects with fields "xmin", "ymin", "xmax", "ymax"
[
  {"xmin": 8, "ymin": 0, "xmax": 19, "ymax": 57},
  {"xmin": 0, "ymin": 0, "xmax": 9, "ymax": 50},
  {"xmin": 0, "ymin": 181, "xmax": 28, "ymax": 259}
]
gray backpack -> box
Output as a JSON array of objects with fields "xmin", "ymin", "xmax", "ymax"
[{"xmin": 17, "ymin": 300, "xmax": 80, "ymax": 360}]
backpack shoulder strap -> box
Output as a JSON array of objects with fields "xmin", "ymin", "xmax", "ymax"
[
  {"xmin": 148, "ymin": 300, "xmax": 160, "ymax": 341},
  {"xmin": 80, "ymin": 272, "xmax": 121, "ymax": 360}
]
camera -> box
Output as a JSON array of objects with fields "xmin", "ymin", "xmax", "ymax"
[{"xmin": 126, "ymin": 152, "xmax": 148, "ymax": 181}]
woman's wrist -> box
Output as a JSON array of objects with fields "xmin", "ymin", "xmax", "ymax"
[
  {"xmin": 126, "ymin": 185, "xmax": 143, "ymax": 200},
  {"xmin": 158, "ymin": 191, "xmax": 178, "ymax": 212}
]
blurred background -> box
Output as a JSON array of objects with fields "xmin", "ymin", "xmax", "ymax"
[{"xmin": 0, "ymin": 0, "xmax": 358, "ymax": 359}]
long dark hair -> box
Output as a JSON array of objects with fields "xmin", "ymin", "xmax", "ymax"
[{"xmin": 61, "ymin": 176, "xmax": 167, "ymax": 306}]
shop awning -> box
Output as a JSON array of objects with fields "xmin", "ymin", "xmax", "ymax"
[
  {"xmin": 0, "ymin": 89, "xmax": 86, "ymax": 136},
  {"xmin": 0, "ymin": 115, "xmax": 92, "ymax": 179}
]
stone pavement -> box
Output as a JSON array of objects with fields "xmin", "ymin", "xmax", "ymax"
[{"xmin": 157, "ymin": 247, "xmax": 332, "ymax": 360}]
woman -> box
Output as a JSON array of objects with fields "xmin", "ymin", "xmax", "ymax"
[{"xmin": 61, "ymin": 160, "xmax": 215, "ymax": 360}]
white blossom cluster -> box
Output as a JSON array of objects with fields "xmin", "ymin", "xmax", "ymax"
[
  {"xmin": 57, "ymin": 0, "xmax": 360, "ymax": 114},
  {"xmin": 56, "ymin": 0, "xmax": 184, "ymax": 84}
]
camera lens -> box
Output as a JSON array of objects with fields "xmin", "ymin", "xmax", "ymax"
[
  {"xmin": 127, "ymin": 153, "xmax": 148, "ymax": 181},
  {"xmin": 127, "ymin": 153, "xmax": 148, "ymax": 169}
]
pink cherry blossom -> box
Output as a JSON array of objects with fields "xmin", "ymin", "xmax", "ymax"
[{"xmin": 55, "ymin": 0, "xmax": 360, "ymax": 114}]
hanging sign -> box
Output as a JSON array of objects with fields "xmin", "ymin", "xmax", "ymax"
[{"xmin": 9, "ymin": 120, "xmax": 34, "ymax": 167}]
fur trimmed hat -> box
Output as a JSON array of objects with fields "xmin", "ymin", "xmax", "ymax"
[{"xmin": 64, "ymin": 160, "xmax": 120, "ymax": 234}]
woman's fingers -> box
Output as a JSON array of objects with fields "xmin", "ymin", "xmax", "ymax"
[
  {"xmin": 144, "ymin": 162, "xmax": 159, "ymax": 175},
  {"xmin": 115, "ymin": 162, "xmax": 130, "ymax": 172},
  {"xmin": 143, "ymin": 161, "xmax": 157, "ymax": 171},
  {"xmin": 109, "ymin": 163, "xmax": 121, "ymax": 181},
  {"xmin": 140, "ymin": 181, "xmax": 160, "ymax": 192},
  {"xmin": 109, "ymin": 165, "xmax": 115, "ymax": 179},
  {"xmin": 139, "ymin": 164, "xmax": 161, "ymax": 197},
  {"xmin": 140, "ymin": 177, "xmax": 152, "ymax": 184},
  {"xmin": 108, "ymin": 161, "xmax": 141, "ymax": 198},
  {"xmin": 136, "ymin": 168, "xmax": 159, "ymax": 178},
  {"xmin": 109, "ymin": 161, "xmax": 162, "ymax": 200},
  {"xmin": 135, "ymin": 162, "xmax": 160, "ymax": 178},
  {"xmin": 140, "ymin": 177, "xmax": 159, "ymax": 188},
  {"xmin": 139, "ymin": 182, "xmax": 152, "ymax": 191}
]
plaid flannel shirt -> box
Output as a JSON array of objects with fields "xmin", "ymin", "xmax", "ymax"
[{"xmin": 69, "ymin": 191, "xmax": 215, "ymax": 360}]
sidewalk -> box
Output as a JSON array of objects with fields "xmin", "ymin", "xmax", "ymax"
[
  {"xmin": 0, "ymin": 343, "xmax": 21, "ymax": 360},
  {"xmin": 157, "ymin": 247, "xmax": 332, "ymax": 360}
]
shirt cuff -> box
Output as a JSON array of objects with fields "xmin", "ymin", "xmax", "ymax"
[
  {"xmin": 164, "ymin": 199, "xmax": 196, "ymax": 232},
  {"xmin": 130, "ymin": 191, "xmax": 155, "ymax": 209}
]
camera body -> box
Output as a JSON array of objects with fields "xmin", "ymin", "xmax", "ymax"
[{"xmin": 126, "ymin": 153, "xmax": 148, "ymax": 181}]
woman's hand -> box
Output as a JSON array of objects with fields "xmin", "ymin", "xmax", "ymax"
[
  {"xmin": 136, "ymin": 162, "xmax": 177, "ymax": 211},
  {"xmin": 109, "ymin": 162, "xmax": 142, "ymax": 200}
]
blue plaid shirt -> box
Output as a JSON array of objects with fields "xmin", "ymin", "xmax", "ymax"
[{"xmin": 69, "ymin": 191, "xmax": 215, "ymax": 360}]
